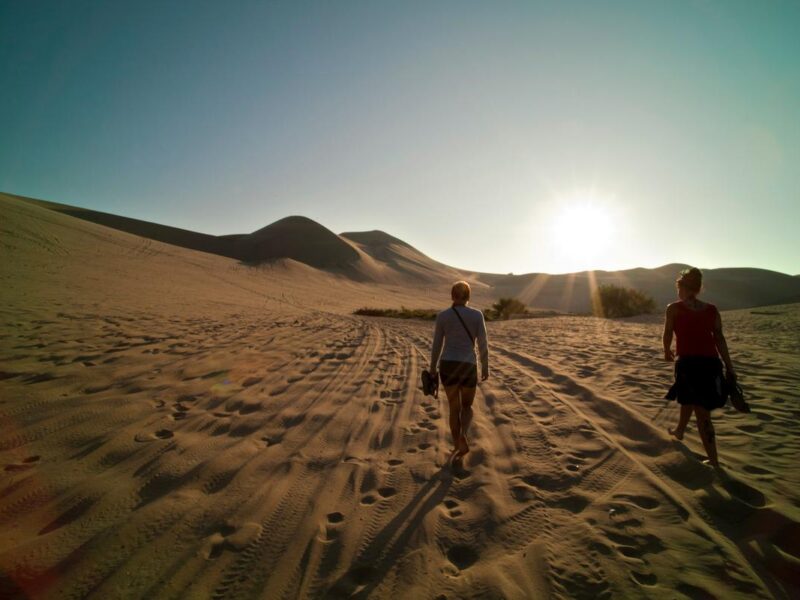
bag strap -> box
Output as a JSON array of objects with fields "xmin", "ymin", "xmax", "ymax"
[{"xmin": 451, "ymin": 305, "xmax": 475, "ymax": 346}]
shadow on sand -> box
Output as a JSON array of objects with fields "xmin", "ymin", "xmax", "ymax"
[{"xmin": 327, "ymin": 457, "xmax": 462, "ymax": 598}]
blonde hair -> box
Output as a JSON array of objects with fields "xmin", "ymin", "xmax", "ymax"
[
  {"xmin": 676, "ymin": 267, "xmax": 702, "ymax": 295},
  {"xmin": 451, "ymin": 280, "xmax": 471, "ymax": 303}
]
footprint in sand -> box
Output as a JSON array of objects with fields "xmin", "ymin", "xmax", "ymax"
[
  {"xmin": 736, "ymin": 424, "xmax": 762, "ymax": 434},
  {"xmin": 742, "ymin": 464, "xmax": 773, "ymax": 476},
  {"xmin": 631, "ymin": 571, "xmax": 658, "ymax": 586},
  {"xmin": 204, "ymin": 522, "xmax": 262, "ymax": 560},
  {"xmin": 327, "ymin": 512, "xmax": 345, "ymax": 524},
  {"xmin": 377, "ymin": 486, "xmax": 397, "ymax": 498},
  {"xmin": 360, "ymin": 494, "xmax": 377, "ymax": 505},
  {"xmin": 612, "ymin": 494, "xmax": 660, "ymax": 510},
  {"xmin": 510, "ymin": 484, "xmax": 537, "ymax": 503},
  {"xmin": 134, "ymin": 429, "xmax": 174, "ymax": 442},
  {"xmin": 446, "ymin": 545, "xmax": 479, "ymax": 570},
  {"xmin": 442, "ymin": 499, "xmax": 463, "ymax": 517},
  {"xmin": 589, "ymin": 541, "xmax": 613, "ymax": 556},
  {"xmin": 4, "ymin": 455, "xmax": 41, "ymax": 472}
]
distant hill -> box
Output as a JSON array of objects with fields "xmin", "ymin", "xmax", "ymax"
[
  {"xmin": 223, "ymin": 216, "xmax": 360, "ymax": 268},
  {"xmin": 7, "ymin": 194, "xmax": 363, "ymax": 270},
  {"xmin": 4, "ymin": 191, "xmax": 799, "ymax": 311},
  {"xmin": 2, "ymin": 193, "xmax": 466, "ymax": 285},
  {"xmin": 473, "ymin": 264, "xmax": 800, "ymax": 312}
]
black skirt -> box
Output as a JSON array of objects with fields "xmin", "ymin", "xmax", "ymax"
[
  {"xmin": 439, "ymin": 360, "xmax": 478, "ymax": 388},
  {"xmin": 666, "ymin": 355, "xmax": 726, "ymax": 411}
]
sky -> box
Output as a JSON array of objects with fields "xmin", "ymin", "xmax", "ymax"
[{"xmin": 2, "ymin": 1, "xmax": 798, "ymax": 275}]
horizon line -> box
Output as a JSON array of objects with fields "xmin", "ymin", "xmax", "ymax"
[{"xmin": 3, "ymin": 189, "xmax": 797, "ymax": 278}]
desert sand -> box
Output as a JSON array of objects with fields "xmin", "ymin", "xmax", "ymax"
[{"xmin": 1, "ymin": 193, "xmax": 799, "ymax": 599}]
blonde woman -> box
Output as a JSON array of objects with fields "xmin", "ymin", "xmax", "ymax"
[
  {"xmin": 430, "ymin": 281, "xmax": 489, "ymax": 458},
  {"xmin": 663, "ymin": 267, "xmax": 736, "ymax": 467}
]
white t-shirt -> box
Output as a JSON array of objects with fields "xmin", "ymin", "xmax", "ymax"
[{"xmin": 430, "ymin": 304, "xmax": 489, "ymax": 369}]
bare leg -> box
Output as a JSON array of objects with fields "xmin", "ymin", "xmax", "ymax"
[
  {"xmin": 456, "ymin": 386, "xmax": 476, "ymax": 455},
  {"xmin": 444, "ymin": 385, "xmax": 461, "ymax": 452},
  {"xmin": 669, "ymin": 404, "xmax": 692, "ymax": 440},
  {"xmin": 694, "ymin": 406, "xmax": 719, "ymax": 467}
]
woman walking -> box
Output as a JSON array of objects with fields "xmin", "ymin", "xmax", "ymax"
[
  {"xmin": 663, "ymin": 267, "xmax": 736, "ymax": 467},
  {"xmin": 430, "ymin": 281, "xmax": 489, "ymax": 458}
]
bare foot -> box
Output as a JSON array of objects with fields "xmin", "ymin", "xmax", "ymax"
[
  {"xmin": 456, "ymin": 435, "xmax": 469, "ymax": 456},
  {"xmin": 668, "ymin": 428, "xmax": 684, "ymax": 441}
]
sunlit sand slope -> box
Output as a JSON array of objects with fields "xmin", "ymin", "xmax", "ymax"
[
  {"xmin": 1, "ymin": 194, "xmax": 798, "ymax": 599},
  {"xmin": 4, "ymin": 193, "xmax": 475, "ymax": 287}
]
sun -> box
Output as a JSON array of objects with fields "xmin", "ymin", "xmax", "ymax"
[{"xmin": 550, "ymin": 195, "xmax": 615, "ymax": 268}]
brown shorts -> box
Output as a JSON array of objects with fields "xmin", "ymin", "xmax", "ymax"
[{"xmin": 439, "ymin": 360, "xmax": 478, "ymax": 388}]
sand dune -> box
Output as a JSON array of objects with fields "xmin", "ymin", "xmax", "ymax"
[
  {"xmin": 478, "ymin": 264, "xmax": 800, "ymax": 313},
  {"xmin": 9, "ymin": 192, "xmax": 798, "ymax": 312},
  {"xmin": 4, "ymin": 193, "xmax": 470, "ymax": 288},
  {"xmin": 1, "ymin": 193, "xmax": 799, "ymax": 598},
  {"xmin": 341, "ymin": 231, "xmax": 466, "ymax": 284},
  {"xmin": 223, "ymin": 216, "xmax": 361, "ymax": 268}
]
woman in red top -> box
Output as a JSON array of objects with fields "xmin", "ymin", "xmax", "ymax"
[{"xmin": 662, "ymin": 267, "xmax": 736, "ymax": 467}]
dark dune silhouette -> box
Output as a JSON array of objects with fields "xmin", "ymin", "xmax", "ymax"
[{"xmin": 223, "ymin": 216, "xmax": 360, "ymax": 268}]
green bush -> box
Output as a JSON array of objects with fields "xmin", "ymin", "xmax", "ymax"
[
  {"xmin": 489, "ymin": 297, "xmax": 529, "ymax": 320},
  {"xmin": 354, "ymin": 307, "xmax": 438, "ymax": 320},
  {"xmin": 592, "ymin": 284, "xmax": 656, "ymax": 318}
]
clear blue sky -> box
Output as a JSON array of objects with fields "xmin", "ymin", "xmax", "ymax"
[{"xmin": 2, "ymin": 1, "xmax": 798, "ymax": 274}]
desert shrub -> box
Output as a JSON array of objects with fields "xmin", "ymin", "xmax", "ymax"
[
  {"xmin": 490, "ymin": 297, "xmax": 529, "ymax": 320},
  {"xmin": 354, "ymin": 307, "xmax": 437, "ymax": 320},
  {"xmin": 592, "ymin": 284, "xmax": 656, "ymax": 318}
]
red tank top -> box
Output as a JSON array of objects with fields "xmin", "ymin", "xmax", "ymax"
[{"xmin": 674, "ymin": 301, "xmax": 719, "ymax": 358}]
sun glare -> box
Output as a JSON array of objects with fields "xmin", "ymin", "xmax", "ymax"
[{"xmin": 550, "ymin": 194, "xmax": 616, "ymax": 270}]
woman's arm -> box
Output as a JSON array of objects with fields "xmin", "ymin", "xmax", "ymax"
[
  {"xmin": 713, "ymin": 309, "xmax": 735, "ymax": 377},
  {"xmin": 478, "ymin": 312, "xmax": 489, "ymax": 380},
  {"xmin": 662, "ymin": 304, "xmax": 675, "ymax": 361},
  {"xmin": 429, "ymin": 314, "xmax": 444, "ymax": 374}
]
